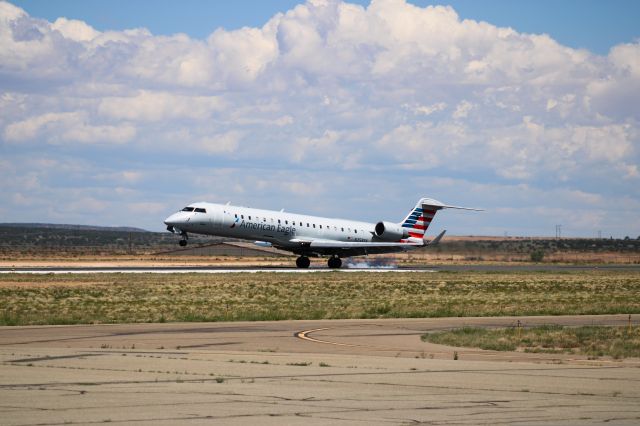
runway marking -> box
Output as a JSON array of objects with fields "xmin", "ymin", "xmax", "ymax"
[
  {"xmin": 295, "ymin": 327, "xmax": 416, "ymax": 352},
  {"xmin": 294, "ymin": 325, "xmax": 638, "ymax": 363},
  {"xmin": 296, "ymin": 328, "xmax": 362, "ymax": 348}
]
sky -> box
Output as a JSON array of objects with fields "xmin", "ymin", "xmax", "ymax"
[{"xmin": 1, "ymin": 0, "xmax": 639, "ymax": 237}]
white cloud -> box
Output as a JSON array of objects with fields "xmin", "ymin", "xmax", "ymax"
[
  {"xmin": 52, "ymin": 17, "xmax": 99, "ymax": 42},
  {"xmin": 98, "ymin": 91, "xmax": 224, "ymax": 122},
  {"xmin": 199, "ymin": 130, "xmax": 243, "ymax": 154},
  {"xmin": 411, "ymin": 102, "xmax": 447, "ymax": 116},
  {"xmin": 0, "ymin": 0, "xmax": 638, "ymax": 236},
  {"xmin": 452, "ymin": 100, "xmax": 472, "ymax": 119},
  {"xmin": 4, "ymin": 111, "xmax": 136, "ymax": 144},
  {"xmin": 292, "ymin": 130, "xmax": 342, "ymax": 163}
]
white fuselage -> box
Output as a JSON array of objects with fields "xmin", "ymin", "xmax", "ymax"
[
  {"xmin": 164, "ymin": 196, "xmax": 473, "ymax": 267},
  {"xmin": 164, "ymin": 202, "xmax": 377, "ymax": 249}
]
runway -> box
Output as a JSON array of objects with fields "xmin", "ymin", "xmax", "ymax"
[
  {"xmin": 2, "ymin": 263, "xmax": 639, "ymax": 274},
  {"xmin": 1, "ymin": 315, "xmax": 639, "ymax": 425}
]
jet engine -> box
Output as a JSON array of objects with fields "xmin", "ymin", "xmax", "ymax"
[{"xmin": 374, "ymin": 221, "xmax": 409, "ymax": 241}]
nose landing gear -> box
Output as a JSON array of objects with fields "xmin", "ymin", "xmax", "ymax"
[
  {"xmin": 178, "ymin": 231, "xmax": 188, "ymax": 247},
  {"xmin": 327, "ymin": 256, "xmax": 342, "ymax": 269}
]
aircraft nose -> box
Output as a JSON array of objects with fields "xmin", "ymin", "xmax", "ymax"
[
  {"xmin": 164, "ymin": 213, "xmax": 179, "ymax": 226},
  {"xmin": 164, "ymin": 212, "xmax": 187, "ymax": 232}
]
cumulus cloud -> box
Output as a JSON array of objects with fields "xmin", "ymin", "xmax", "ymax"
[
  {"xmin": 0, "ymin": 0, "xmax": 638, "ymax": 235},
  {"xmin": 51, "ymin": 17, "xmax": 99, "ymax": 42},
  {"xmin": 98, "ymin": 91, "xmax": 224, "ymax": 122},
  {"xmin": 4, "ymin": 111, "xmax": 136, "ymax": 144},
  {"xmin": 199, "ymin": 130, "xmax": 243, "ymax": 154}
]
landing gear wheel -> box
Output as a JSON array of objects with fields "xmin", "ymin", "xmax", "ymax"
[
  {"xmin": 328, "ymin": 256, "xmax": 342, "ymax": 269},
  {"xmin": 179, "ymin": 239, "xmax": 188, "ymax": 247},
  {"xmin": 296, "ymin": 256, "xmax": 310, "ymax": 268}
]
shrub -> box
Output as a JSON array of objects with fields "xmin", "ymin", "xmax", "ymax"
[{"xmin": 530, "ymin": 250, "xmax": 545, "ymax": 262}]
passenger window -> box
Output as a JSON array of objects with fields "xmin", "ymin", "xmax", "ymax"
[
  {"xmin": 319, "ymin": 225, "xmax": 322, "ymax": 229},
  {"xmin": 235, "ymin": 214, "xmax": 237, "ymax": 218},
  {"xmin": 313, "ymin": 224, "xmax": 316, "ymax": 228},
  {"xmin": 241, "ymin": 215, "xmax": 244, "ymax": 219},
  {"xmin": 278, "ymin": 219, "xmax": 281, "ymax": 224},
  {"xmin": 249, "ymin": 216, "xmax": 252, "ymax": 220},
  {"xmin": 341, "ymin": 227, "xmax": 344, "ymax": 232},
  {"xmin": 355, "ymin": 229, "xmax": 357, "ymax": 233},
  {"xmin": 300, "ymin": 222, "xmax": 303, "ymax": 226},
  {"xmin": 306, "ymin": 223, "xmax": 309, "ymax": 227},
  {"xmin": 285, "ymin": 220, "xmax": 288, "ymax": 225}
]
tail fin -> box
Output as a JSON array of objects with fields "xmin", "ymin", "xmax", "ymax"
[
  {"xmin": 400, "ymin": 199, "xmax": 439, "ymax": 238},
  {"xmin": 400, "ymin": 197, "xmax": 482, "ymax": 239}
]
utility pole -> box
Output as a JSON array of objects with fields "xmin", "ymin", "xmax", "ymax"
[{"xmin": 555, "ymin": 225, "xmax": 562, "ymax": 239}]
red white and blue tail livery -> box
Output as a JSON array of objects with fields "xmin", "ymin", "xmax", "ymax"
[
  {"xmin": 164, "ymin": 196, "xmax": 482, "ymax": 268},
  {"xmin": 400, "ymin": 198, "xmax": 481, "ymax": 240}
]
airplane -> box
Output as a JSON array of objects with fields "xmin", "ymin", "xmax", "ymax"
[{"xmin": 163, "ymin": 197, "xmax": 481, "ymax": 268}]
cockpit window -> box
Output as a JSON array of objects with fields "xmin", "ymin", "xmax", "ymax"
[
  {"xmin": 194, "ymin": 208, "xmax": 206, "ymax": 213},
  {"xmin": 181, "ymin": 207, "xmax": 194, "ymax": 212}
]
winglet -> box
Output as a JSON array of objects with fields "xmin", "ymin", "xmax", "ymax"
[{"xmin": 426, "ymin": 230, "xmax": 446, "ymax": 246}]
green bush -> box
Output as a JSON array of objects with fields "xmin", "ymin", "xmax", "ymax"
[{"xmin": 530, "ymin": 250, "xmax": 545, "ymax": 262}]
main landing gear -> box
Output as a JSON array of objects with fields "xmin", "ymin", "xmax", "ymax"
[
  {"xmin": 296, "ymin": 256, "xmax": 311, "ymax": 269},
  {"xmin": 327, "ymin": 256, "xmax": 342, "ymax": 269},
  {"xmin": 295, "ymin": 255, "xmax": 342, "ymax": 269}
]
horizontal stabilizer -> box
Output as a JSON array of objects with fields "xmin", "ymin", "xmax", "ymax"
[{"xmin": 420, "ymin": 198, "xmax": 483, "ymax": 211}]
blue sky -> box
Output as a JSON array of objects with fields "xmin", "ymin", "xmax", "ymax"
[{"xmin": 1, "ymin": 0, "xmax": 639, "ymax": 237}]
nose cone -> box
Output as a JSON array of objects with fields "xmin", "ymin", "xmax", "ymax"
[
  {"xmin": 164, "ymin": 213, "xmax": 180, "ymax": 226},
  {"xmin": 164, "ymin": 212, "xmax": 190, "ymax": 232}
]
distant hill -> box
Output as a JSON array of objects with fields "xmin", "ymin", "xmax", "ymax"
[
  {"xmin": 0, "ymin": 223, "xmax": 221, "ymax": 253},
  {"xmin": 0, "ymin": 223, "xmax": 149, "ymax": 233},
  {"xmin": 0, "ymin": 223, "xmax": 637, "ymax": 257}
]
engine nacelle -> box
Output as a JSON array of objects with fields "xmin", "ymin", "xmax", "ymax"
[{"xmin": 374, "ymin": 221, "xmax": 409, "ymax": 241}]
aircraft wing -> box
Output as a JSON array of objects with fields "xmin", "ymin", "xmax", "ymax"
[{"xmin": 285, "ymin": 238, "xmax": 430, "ymax": 257}]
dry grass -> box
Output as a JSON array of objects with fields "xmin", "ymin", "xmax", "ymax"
[
  {"xmin": 422, "ymin": 325, "xmax": 640, "ymax": 359},
  {"xmin": 1, "ymin": 270, "xmax": 639, "ymax": 325}
]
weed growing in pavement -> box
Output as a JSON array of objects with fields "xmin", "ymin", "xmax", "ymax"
[{"xmin": 422, "ymin": 325, "xmax": 640, "ymax": 358}]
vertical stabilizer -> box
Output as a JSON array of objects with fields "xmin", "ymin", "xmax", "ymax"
[
  {"xmin": 400, "ymin": 197, "xmax": 481, "ymax": 239},
  {"xmin": 400, "ymin": 198, "xmax": 441, "ymax": 238}
]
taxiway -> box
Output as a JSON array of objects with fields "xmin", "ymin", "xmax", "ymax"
[{"xmin": 1, "ymin": 315, "xmax": 638, "ymax": 425}]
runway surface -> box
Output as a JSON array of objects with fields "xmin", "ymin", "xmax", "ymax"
[
  {"xmin": 2, "ymin": 315, "xmax": 639, "ymax": 425},
  {"xmin": 2, "ymin": 263, "xmax": 639, "ymax": 274}
]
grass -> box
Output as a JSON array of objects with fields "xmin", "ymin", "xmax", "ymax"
[
  {"xmin": 0, "ymin": 270, "xmax": 639, "ymax": 325},
  {"xmin": 421, "ymin": 325, "xmax": 640, "ymax": 358}
]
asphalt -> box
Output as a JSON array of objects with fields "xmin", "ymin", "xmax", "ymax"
[
  {"xmin": 1, "ymin": 315, "xmax": 639, "ymax": 425},
  {"xmin": 2, "ymin": 263, "xmax": 640, "ymax": 273}
]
